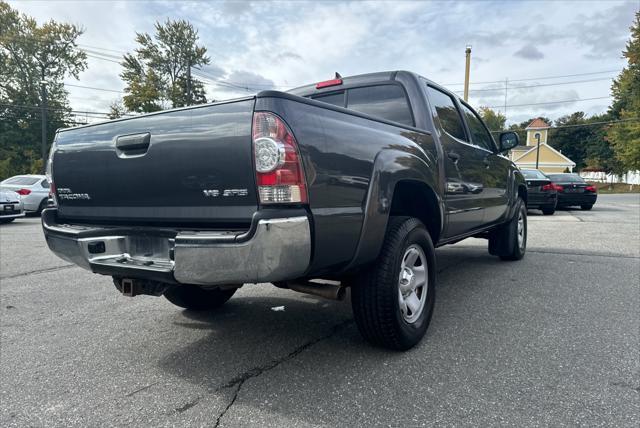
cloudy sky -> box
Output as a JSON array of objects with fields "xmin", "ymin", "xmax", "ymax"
[{"xmin": 9, "ymin": 0, "xmax": 639, "ymax": 125}]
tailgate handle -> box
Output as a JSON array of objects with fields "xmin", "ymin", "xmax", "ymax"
[{"xmin": 116, "ymin": 133, "xmax": 150, "ymax": 154}]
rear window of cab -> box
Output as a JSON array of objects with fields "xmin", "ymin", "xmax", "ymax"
[{"xmin": 309, "ymin": 84, "xmax": 414, "ymax": 127}]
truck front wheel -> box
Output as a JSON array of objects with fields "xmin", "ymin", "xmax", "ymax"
[
  {"xmin": 351, "ymin": 216, "xmax": 436, "ymax": 351},
  {"xmin": 163, "ymin": 285, "xmax": 237, "ymax": 310},
  {"xmin": 489, "ymin": 197, "xmax": 527, "ymax": 261}
]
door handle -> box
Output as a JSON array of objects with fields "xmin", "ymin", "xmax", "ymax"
[
  {"xmin": 115, "ymin": 133, "xmax": 151, "ymax": 156},
  {"xmin": 447, "ymin": 151, "xmax": 460, "ymax": 163}
]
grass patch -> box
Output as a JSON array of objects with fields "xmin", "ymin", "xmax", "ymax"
[{"xmin": 587, "ymin": 182, "xmax": 640, "ymax": 194}]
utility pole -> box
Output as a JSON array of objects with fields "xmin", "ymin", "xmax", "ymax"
[
  {"xmin": 463, "ymin": 45, "xmax": 472, "ymax": 102},
  {"xmin": 186, "ymin": 55, "xmax": 192, "ymax": 106},
  {"xmin": 40, "ymin": 72, "xmax": 48, "ymax": 170},
  {"xmin": 535, "ymin": 133, "xmax": 541, "ymax": 169},
  {"xmin": 504, "ymin": 78, "xmax": 508, "ymax": 118}
]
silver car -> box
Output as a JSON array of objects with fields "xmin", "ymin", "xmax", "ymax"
[
  {"xmin": 0, "ymin": 189, "xmax": 24, "ymax": 224},
  {"xmin": 0, "ymin": 175, "xmax": 50, "ymax": 214}
]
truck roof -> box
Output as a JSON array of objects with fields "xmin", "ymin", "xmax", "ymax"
[{"xmin": 287, "ymin": 70, "xmax": 455, "ymax": 102}]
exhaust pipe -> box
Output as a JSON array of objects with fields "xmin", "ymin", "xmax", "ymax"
[{"xmin": 287, "ymin": 279, "xmax": 346, "ymax": 301}]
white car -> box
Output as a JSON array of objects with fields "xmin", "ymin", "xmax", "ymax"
[
  {"xmin": 0, "ymin": 175, "xmax": 50, "ymax": 214},
  {"xmin": 0, "ymin": 189, "xmax": 24, "ymax": 224}
]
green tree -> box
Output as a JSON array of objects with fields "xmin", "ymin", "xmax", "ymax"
[
  {"xmin": 0, "ymin": 1, "xmax": 87, "ymax": 178},
  {"xmin": 478, "ymin": 106, "xmax": 506, "ymax": 132},
  {"xmin": 121, "ymin": 19, "xmax": 210, "ymax": 112},
  {"xmin": 107, "ymin": 98, "xmax": 127, "ymax": 120},
  {"xmin": 120, "ymin": 53, "xmax": 163, "ymax": 113},
  {"xmin": 607, "ymin": 11, "xmax": 640, "ymax": 172},
  {"xmin": 549, "ymin": 112, "xmax": 593, "ymax": 169}
]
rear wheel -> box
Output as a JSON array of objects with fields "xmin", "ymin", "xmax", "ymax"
[
  {"xmin": 489, "ymin": 198, "xmax": 527, "ymax": 261},
  {"xmin": 351, "ymin": 216, "xmax": 436, "ymax": 351},
  {"xmin": 37, "ymin": 198, "xmax": 48, "ymax": 214},
  {"xmin": 541, "ymin": 205, "xmax": 556, "ymax": 215},
  {"xmin": 163, "ymin": 285, "xmax": 237, "ymax": 310},
  {"xmin": 581, "ymin": 204, "xmax": 593, "ymax": 210}
]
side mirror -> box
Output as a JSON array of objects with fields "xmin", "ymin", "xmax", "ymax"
[{"xmin": 499, "ymin": 131, "xmax": 519, "ymax": 152}]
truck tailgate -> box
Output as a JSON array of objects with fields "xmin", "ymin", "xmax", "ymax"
[{"xmin": 52, "ymin": 98, "xmax": 257, "ymax": 225}]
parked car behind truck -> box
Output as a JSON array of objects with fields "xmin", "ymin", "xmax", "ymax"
[
  {"xmin": 42, "ymin": 71, "xmax": 527, "ymax": 350},
  {"xmin": 520, "ymin": 169, "xmax": 557, "ymax": 215},
  {"xmin": 0, "ymin": 189, "xmax": 24, "ymax": 224},
  {"xmin": 0, "ymin": 174, "xmax": 50, "ymax": 215},
  {"xmin": 547, "ymin": 173, "xmax": 598, "ymax": 210}
]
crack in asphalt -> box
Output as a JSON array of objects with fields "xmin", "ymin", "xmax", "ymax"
[
  {"xmin": 125, "ymin": 381, "xmax": 160, "ymax": 397},
  {"xmin": 0, "ymin": 264, "xmax": 76, "ymax": 280},
  {"xmin": 211, "ymin": 319, "xmax": 354, "ymax": 427}
]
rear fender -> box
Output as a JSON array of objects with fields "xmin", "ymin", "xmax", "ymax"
[{"xmin": 341, "ymin": 149, "xmax": 442, "ymax": 272}]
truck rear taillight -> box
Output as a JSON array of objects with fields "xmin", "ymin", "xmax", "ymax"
[
  {"xmin": 46, "ymin": 141, "xmax": 58, "ymax": 207},
  {"xmin": 252, "ymin": 112, "xmax": 308, "ymax": 204}
]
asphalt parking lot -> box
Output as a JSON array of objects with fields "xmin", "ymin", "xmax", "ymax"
[{"xmin": 1, "ymin": 194, "xmax": 638, "ymax": 427}]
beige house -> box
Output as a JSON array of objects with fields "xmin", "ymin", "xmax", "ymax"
[{"xmin": 509, "ymin": 118, "xmax": 576, "ymax": 173}]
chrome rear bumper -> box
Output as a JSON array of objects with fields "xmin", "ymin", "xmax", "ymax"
[{"xmin": 41, "ymin": 209, "xmax": 311, "ymax": 285}]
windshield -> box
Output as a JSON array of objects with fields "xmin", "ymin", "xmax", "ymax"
[
  {"xmin": 521, "ymin": 170, "xmax": 548, "ymax": 180},
  {"xmin": 547, "ymin": 173, "xmax": 585, "ymax": 183}
]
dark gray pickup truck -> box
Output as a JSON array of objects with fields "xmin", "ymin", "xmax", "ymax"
[{"xmin": 43, "ymin": 71, "xmax": 527, "ymax": 350}]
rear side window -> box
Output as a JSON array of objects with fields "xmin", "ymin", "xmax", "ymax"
[
  {"xmin": 460, "ymin": 103, "xmax": 496, "ymax": 151},
  {"xmin": 312, "ymin": 91, "xmax": 345, "ymax": 108},
  {"xmin": 2, "ymin": 176, "xmax": 40, "ymax": 185},
  {"xmin": 346, "ymin": 85, "xmax": 414, "ymax": 126},
  {"xmin": 426, "ymin": 86, "xmax": 466, "ymax": 141},
  {"xmin": 40, "ymin": 180, "xmax": 50, "ymax": 189}
]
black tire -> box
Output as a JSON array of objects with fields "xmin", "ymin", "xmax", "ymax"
[
  {"xmin": 163, "ymin": 285, "xmax": 237, "ymax": 310},
  {"xmin": 351, "ymin": 216, "xmax": 436, "ymax": 351},
  {"xmin": 541, "ymin": 205, "xmax": 555, "ymax": 215},
  {"xmin": 489, "ymin": 198, "xmax": 527, "ymax": 261},
  {"xmin": 37, "ymin": 198, "xmax": 48, "ymax": 214},
  {"xmin": 0, "ymin": 218, "xmax": 15, "ymax": 224},
  {"xmin": 581, "ymin": 204, "xmax": 593, "ymax": 210}
]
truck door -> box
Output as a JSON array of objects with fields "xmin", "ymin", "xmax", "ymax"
[
  {"xmin": 425, "ymin": 85, "xmax": 487, "ymax": 238},
  {"xmin": 459, "ymin": 102, "xmax": 510, "ymax": 224}
]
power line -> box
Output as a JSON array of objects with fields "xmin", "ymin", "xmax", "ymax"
[
  {"xmin": 64, "ymin": 83, "xmax": 123, "ymax": 93},
  {"xmin": 489, "ymin": 117, "xmax": 639, "ymax": 134},
  {"xmin": 3, "ymin": 33, "xmax": 622, "ymax": 90},
  {"xmin": 444, "ymin": 69, "xmax": 621, "ymax": 86},
  {"xmin": 487, "ymin": 96, "xmax": 611, "ymax": 109},
  {"xmin": 0, "ymin": 102, "xmax": 133, "ymax": 117},
  {"xmin": 456, "ymin": 76, "xmax": 615, "ymax": 94},
  {"xmin": 85, "ymin": 52, "xmax": 121, "ymax": 64}
]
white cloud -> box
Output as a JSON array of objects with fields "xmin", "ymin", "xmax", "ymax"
[
  {"xmin": 7, "ymin": 0, "xmax": 635, "ymax": 125},
  {"xmin": 514, "ymin": 44, "xmax": 545, "ymax": 61}
]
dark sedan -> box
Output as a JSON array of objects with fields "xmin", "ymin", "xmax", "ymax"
[
  {"xmin": 546, "ymin": 173, "xmax": 597, "ymax": 210},
  {"xmin": 521, "ymin": 169, "xmax": 558, "ymax": 215}
]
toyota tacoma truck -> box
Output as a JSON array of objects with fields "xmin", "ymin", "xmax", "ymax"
[{"xmin": 42, "ymin": 71, "xmax": 527, "ymax": 350}]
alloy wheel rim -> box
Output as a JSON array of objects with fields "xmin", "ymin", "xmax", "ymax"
[{"xmin": 398, "ymin": 244, "xmax": 428, "ymax": 324}]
